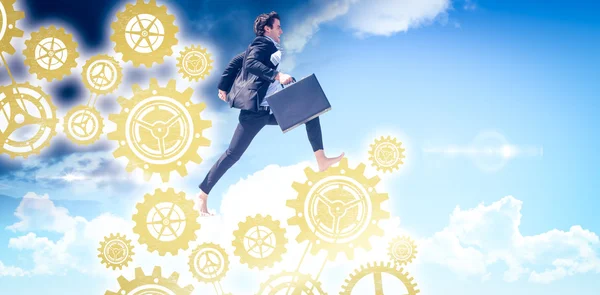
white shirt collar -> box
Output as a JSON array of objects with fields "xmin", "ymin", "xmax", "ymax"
[{"xmin": 264, "ymin": 35, "xmax": 281, "ymax": 49}]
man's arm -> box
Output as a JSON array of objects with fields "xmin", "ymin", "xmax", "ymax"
[
  {"xmin": 217, "ymin": 51, "xmax": 245, "ymax": 92},
  {"xmin": 245, "ymin": 40, "xmax": 279, "ymax": 83}
]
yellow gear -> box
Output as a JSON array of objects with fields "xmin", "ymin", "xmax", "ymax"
[
  {"xmin": 188, "ymin": 242, "xmax": 229, "ymax": 283},
  {"xmin": 340, "ymin": 262, "xmax": 420, "ymax": 295},
  {"xmin": 0, "ymin": 82, "xmax": 58, "ymax": 158},
  {"xmin": 286, "ymin": 157, "xmax": 390, "ymax": 261},
  {"xmin": 368, "ymin": 136, "xmax": 405, "ymax": 173},
  {"xmin": 81, "ymin": 54, "xmax": 123, "ymax": 94},
  {"xmin": 0, "ymin": 0, "xmax": 25, "ymax": 55},
  {"xmin": 23, "ymin": 26, "xmax": 79, "ymax": 81},
  {"xmin": 232, "ymin": 214, "xmax": 287, "ymax": 270},
  {"xmin": 132, "ymin": 187, "xmax": 200, "ymax": 256},
  {"xmin": 63, "ymin": 105, "xmax": 103, "ymax": 145},
  {"xmin": 107, "ymin": 78, "xmax": 211, "ymax": 182},
  {"xmin": 176, "ymin": 45, "xmax": 213, "ymax": 81},
  {"xmin": 111, "ymin": 0, "xmax": 178, "ymax": 67},
  {"xmin": 256, "ymin": 271, "xmax": 326, "ymax": 295},
  {"xmin": 97, "ymin": 233, "xmax": 135, "ymax": 270},
  {"xmin": 104, "ymin": 266, "xmax": 194, "ymax": 295},
  {"xmin": 388, "ymin": 235, "xmax": 417, "ymax": 266}
]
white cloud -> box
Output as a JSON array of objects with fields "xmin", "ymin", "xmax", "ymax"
[
  {"xmin": 0, "ymin": 261, "xmax": 28, "ymax": 277},
  {"xmin": 6, "ymin": 192, "xmax": 83, "ymax": 233},
  {"xmin": 419, "ymin": 196, "xmax": 600, "ymax": 283},
  {"xmin": 343, "ymin": 0, "xmax": 451, "ymax": 37},
  {"xmin": 281, "ymin": 0, "xmax": 451, "ymax": 71}
]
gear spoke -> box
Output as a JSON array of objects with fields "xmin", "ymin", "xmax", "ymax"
[
  {"xmin": 343, "ymin": 198, "xmax": 362, "ymax": 210},
  {"xmin": 134, "ymin": 118, "xmax": 154, "ymax": 130},
  {"xmin": 374, "ymin": 271, "xmax": 383, "ymax": 295},
  {"xmin": 317, "ymin": 192, "xmax": 335, "ymax": 207},
  {"xmin": 165, "ymin": 113, "xmax": 182, "ymax": 128}
]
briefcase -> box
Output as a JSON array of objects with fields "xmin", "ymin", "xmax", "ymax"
[{"xmin": 265, "ymin": 74, "xmax": 331, "ymax": 133}]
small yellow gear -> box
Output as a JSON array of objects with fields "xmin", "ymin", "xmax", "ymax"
[
  {"xmin": 63, "ymin": 105, "xmax": 104, "ymax": 145},
  {"xmin": 132, "ymin": 187, "xmax": 200, "ymax": 256},
  {"xmin": 104, "ymin": 266, "xmax": 194, "ymax": 295},
  {"xmin": 388, "ymin": 235, "xmax": 417, "ymax": 266},
  {"xmin": 188, "ymin": 242, "xmax": 229, "ymax": 283},
  {"xmin": 368, "ymin": 136, "xmax": 405, "ymax": 173},
  {"xmin": 97, "ymin": 233, "xmax": 135, "ymax": 270},
  {"xmin": 107, "ymin": 78, "xmax": 211, "ymax": 182},
  {"xmin": 0, "ymin": 0, "xmax": 25, "ymax": 55},
  {"xmin": 340, "ymin": 262, "xmax": 419, "ymax": 295},
  {"xmin": 111, "ymin": 0, "xmax": 178, "ymax": 67},
  {"xmin": 256, "ymin": 271, "xmax": 326, "ymax": 295},
  {"xmin": 287, "ymin": 157, "xmax": 390, "ymax": 261},
  {"xmin": 81, "ymin": 54, "xmax": 123, "ymax": 94},
  {"xmin": 0, "ymin": 82, "xmax": 58, "ymax": 158},
  {"xmin": 176, "ymin": 45, "xmax": 213, "ymax": 81},
  {"xmin": 232, "ymin": 214, "xmax": 287, "ymax": 270},
  {"xmin": 23, "ymin": 26, "xmax": 79, "ymax": 81}
]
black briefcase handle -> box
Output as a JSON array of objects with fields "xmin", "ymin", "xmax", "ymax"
[{"xmin": 280, "ymin": 77, "xmax": 297, "ymax": 89}]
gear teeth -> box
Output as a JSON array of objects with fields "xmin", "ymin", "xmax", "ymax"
[
  {"xmin": 166, "ymin": 79, "xmax": 176, "ymax": 90},
  {"xmin": 159, "ymin": 171, "xmax": 170, "ymax": 182},
  {"xmin": 131, "ymin": 84, "xmax": 142, "ymax": 93},
  {"xmin": 117, "ymin": 275, "xmax": 129, "ymax": 287}
]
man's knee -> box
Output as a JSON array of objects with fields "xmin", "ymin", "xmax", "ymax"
[{"xmin": 225, "ymin": 147, "xmax": 242, "ymax": 162}]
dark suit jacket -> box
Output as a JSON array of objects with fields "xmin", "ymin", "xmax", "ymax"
[{"xmin": 218, "ymin": 36, "xmax": 280, "ymax": 112}]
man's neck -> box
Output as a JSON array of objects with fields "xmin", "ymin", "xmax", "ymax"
[{"xmin": 264, "ymin": 35, "xmax": 280, "ymax": 47}]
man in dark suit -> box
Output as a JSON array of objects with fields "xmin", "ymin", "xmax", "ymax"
[{"xmin": 196, "ymin": 11, "xmax": 344, "ymax": 216}]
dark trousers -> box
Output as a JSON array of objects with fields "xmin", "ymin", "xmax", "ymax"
[{"xmin": 199, "ymin": 109, "xmax": 324, "ymax": 194}]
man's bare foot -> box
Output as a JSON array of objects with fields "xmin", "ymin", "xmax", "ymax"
[
  {"xmin": 315, "ymin": 150, "xmax": 345, "ymax": 172},
  {"xmin": 196, "ymin": 191, "xmax": 215, "ymax": 217}
]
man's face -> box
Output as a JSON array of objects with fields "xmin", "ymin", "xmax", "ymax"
[{"xmin": 265, "ymin": 18, "xmax": 282, "ymax": 43}]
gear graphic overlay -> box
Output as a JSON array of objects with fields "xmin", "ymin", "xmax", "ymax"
[
  {"xmin": 82, "ymin": 54, "xmax": 123, "ymax": 94},
  {"xmin": 232, "ymin": 214, "xmax": 287, "ymax": 270},
  {"xmin": 176, "ymin": 45, "xmax": 213, "ymax": 81},
  {"xmin": 340, "ymin": 262, "xmax": 419, "ymax": 295},
  {"xmin": 108, "ymin": 78, "xmax": 211, "ymax": 182},
  {"xmin": 104, "ymin": 266, "xmax": 194, "ymax": 295},
  {"xmin": 23, "ymin": 25, "xmax": 79, "ymax": 81},
  {"xmin": 0, "ymin": 0, "xmax": 25, "ymax": 55},
  {"xmin": 63, "ymin": 105, "xmax": 103, "ymax": 145},
  {"xmin": 111, "ymin": 0, "xmax": 178, "ymax": 67},
  {"xmin": 0, "ymin": 83, "xmax": 58, "ymax": 158},
  {"xmin": 132, "ymin": 187, "xmax": 200, "ymax": 256},
  {"xmin": 256, "ymin": 271, "xmax": 327, "ymax": 295},
  {"xmin": 188, "ymin": 242, "xmax": 229, "ymax": 283},
  {"xmin": 287, "ymin": 157, "xmax": 390, "ymax": 261},
  {"xmin": 368, "ymin": 136, "xmax": 405, "ymax": 173},
  {"xmin": 388, "ymin": 236, "xmax": 417, "ymax": 266},
  {"xmin": 98, "ymin": 233, "xmax": 135, "ymax": 270}
]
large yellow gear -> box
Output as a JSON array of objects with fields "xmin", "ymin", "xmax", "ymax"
[
  {"xmin": 388, "ymin": 235, "xmax": 417, "ymax": 266},
  {"xmin": 0, "ymin": 0, "xmax": 25, "ymax": 55},
  {"xmin": 232, "ymin": 214, "xmax": 287, "ymax": 270},
  {"xmin": 286, "ymin": 157, "xmax": 390, "ymax": 261},
  {"xmin": 63, "ymin": 105, "xmax": 103, "ymax": 145},
  {"xmin": 97, "ymin": 233, "xmax": 135, "ymax": 270},
  {"xmin": 111, "ymin": 0, "xmax": 178, "ymax": 67},
  {"xmin": 368, "ymin": 136, "xmax": 405, "ymax": 173},
  {"xmin": 176, "ymin": 45, "xmax": 213, "ymax": 81},
  {"xmin": 132, "ymin": 187, "xmax": 200, "ymax": 256},
  {"xmin": 188, "ymin": 242, "xmax": 229, "ymax": 283},
  {"xmin": 0, "ymin": 82, "xmax": 58, "ymax": 158},
  {"xmin": 107, "ymin": 78, "xmax": 211, "ymax": 182},
  {"xmin": 104, "ymin": 266, "xmax": 194, "ymax": 295},
  {"xmin": 81, "ymin": 54, "xmax": 123, "ymax": 94},
  {"xmin": 23, "ymin": 26, "xmax": 79, "ymax": 81},
  {"xmin": 340, "ymin": 262, "xmax": 419, "ymax": 295},
  {"xmin": 256, "ymin": 271, "xmax": 326, "ymax": 295}
]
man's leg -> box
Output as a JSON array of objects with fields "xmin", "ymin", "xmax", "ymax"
[
  {"xmin": 197, "ymin": 111, "xmax": 268, "ymax": 214},
  {"xmin": 267, "ymin": 114, "xmax": 343, "ymax": 172}
]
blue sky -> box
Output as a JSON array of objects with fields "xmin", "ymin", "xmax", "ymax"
[{"xmin": 0, "ymin": 0, "xmax": 599, "ymax": 294}]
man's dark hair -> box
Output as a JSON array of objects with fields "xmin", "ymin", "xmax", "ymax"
[{"xmin": 254, "ymin": 11, "xmax": 280, "ymax": 36}]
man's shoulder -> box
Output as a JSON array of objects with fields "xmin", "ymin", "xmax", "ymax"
[{"xmin": 251, "ymin": 36, "xmax": 276, "ymax": 48}]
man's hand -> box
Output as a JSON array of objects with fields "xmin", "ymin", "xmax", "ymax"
[
  {"xmin": 218, "ymin": 89, "xmax": 227, "ymax": 102},
  {"xmin": 276, "ymin": 72, "xmax": 293, "ymax": 85}
]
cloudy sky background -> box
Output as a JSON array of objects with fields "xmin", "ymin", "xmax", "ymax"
[{"xmin": 0, "ymin": 0, "xmax": 599, "ymax": 294}]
